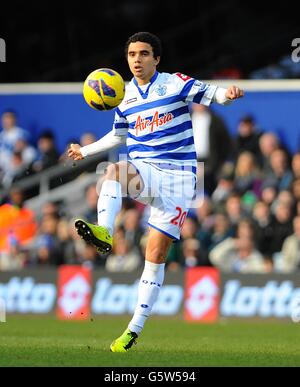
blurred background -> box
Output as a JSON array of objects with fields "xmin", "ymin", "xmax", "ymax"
[
  {"xmin": 1, "ymin": 1, "xmax": 299, "ymax": 82},
  {"xmin": 1, "ymin": 0, "xmax": 300, "ymax": 323}
]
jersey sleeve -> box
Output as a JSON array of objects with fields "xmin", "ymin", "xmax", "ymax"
[
  {"xmin": 174, "ymin": 72, "xmax": 218, "ymax": 106},
  {"xmin": 112, "ymin": 108, "xmax": 129, "ymax": 136}
]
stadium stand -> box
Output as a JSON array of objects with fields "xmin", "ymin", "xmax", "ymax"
[{"xmin": 1, "ymin": 81, "xmax": 300, "ymax": 274}]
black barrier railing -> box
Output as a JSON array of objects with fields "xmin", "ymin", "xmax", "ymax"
[{"xmin": 0, "ymin": 153, "xmax": 108, "ymax": 202}]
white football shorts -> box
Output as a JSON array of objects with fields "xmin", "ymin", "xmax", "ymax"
[{"xmin": 128, "ymin": 159, "xmax": 196, "ymax": 240}]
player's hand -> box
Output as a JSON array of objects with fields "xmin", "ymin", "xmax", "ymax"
[
  {"xmin": 225, "ymin": 86, "xmax": 244, "ymax": 100},
  {"xmin": 67, "ymin": 143, "xmax": 84, "ymax": 161}
]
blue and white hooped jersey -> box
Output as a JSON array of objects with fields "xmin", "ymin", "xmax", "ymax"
[{"xmin": 112, "ymin": 71, "xmax": 217, "ymax": 175}]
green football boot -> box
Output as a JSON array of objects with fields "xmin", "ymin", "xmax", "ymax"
[
  {"xmin": 110, "ymin": 328, "xmax": 138, "ymax": 353},
  {"xmin": 75, "ymin": 219, "xmax": 112, "ymax": 254}
]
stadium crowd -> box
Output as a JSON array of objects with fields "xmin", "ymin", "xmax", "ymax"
[{"xmin": 1, "ymin": 107, "xmax": 300, "ymax": 274}]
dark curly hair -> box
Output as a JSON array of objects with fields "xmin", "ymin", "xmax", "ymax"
[{"xmin": 125, "ymin": 32, "xmax": 162, "ymax": 59}]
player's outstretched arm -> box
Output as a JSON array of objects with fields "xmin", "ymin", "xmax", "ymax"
[
  {"xmin": 225, "ymin": 85, "xmax": 244, "ymax": 100},
  {"xmin": 68, "ymin": 143, "xmax": 84, "ymax": 161},
  {"xmin": 213, "ymin": 85, "xmax": 244, "ymax": 105},
  {"xmin": 67, "ymin": 130, "xmax": 126, "ymax": 161}
]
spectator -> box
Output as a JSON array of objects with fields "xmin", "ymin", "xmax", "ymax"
[
  {"xmin": 33, "ymin": 201, "xmax": 62, "ymax": 224},
  {"xmin": 268, "ymin": 202, "xmax": 293, "ymax": 258},
  {"xmin": 32, "ymin": 214, "xmax": 63, "ymax": 266},
  {"xmin": 56, "ymin": 218, "xmax": 77, "ymax": 264},
  {"xmin": 41, "ymin": 201, "xmax": 61, "ymax": 219},
  {"xmin": 193, "ymin": 196, "xmax": 214, "ymax": 232},
  {"xmin": 292, "ymin": 178, "xmax": 300, "ymax": 202},
  {"xmin": 167, "ymin": 237, "xmax": 210, "ymax": 270},
  {"xmin": 0, "ymin": 230, "xmax": 27, "ymax": 271},
  {"xmin": 268, "ymin": 148, "xmax": 293, "ymax": 191},
  {"xmin": 211, "ymin": 164, "xmax": 235, "ymax": 205},
  {"xmin": 32, "ymin": 130, "xmax": 59, "ymax": 172},
  {"xmin": 32, "ymin": 234, "xmax": 57, "ymax": 266},
  {"xmin": 209, "ymin": 218, "xmax": 266, "ymax": 273},
  {"xmin": 79, "ymin": 244, "xmax": 102, "ymax": 268},
  {"xmin": 0, "ymin": 110, "xmax": 30, "ymax": 177},
  {"xmin": 209, "ymin": 236, "xmax": 266, "ymax": 273},
  {"xmin": 197, "ymin": 212, "xmax": 234, "ymax": 253},
  {"xmin": 233, "ymin": 151, "xmax": 262, "ymax": 196},
  {"xmin": 0, "ymin": 187, "xmax": 37, "ymax": 253},
  {"xmin": 14, "ymin": 136, "xmax": 37, "ymax": 167},
  {"xmin": 225, "ymin": 192, "xmax": 245, "ymax": 227},
  {"xmin": 182, "ymin": 238, "xmax": 204, "ymax": 267},
  {"xmin": 295, "ymin": 200, "xmax": 300, "ymax": 217},
  {"xmin": 105, "ymin": 228, "xmax": 142, "ymax": 272},
  {"xmin": 1, "ymin": 135, "xmax": 37, "ymax": 188},
  {"xmin": 1, "ymin": 151, "xmax": 28, "ymax": 188},
  {"xmin": 235, "ymin": 115, "xmax": 262, "ymax": 157},
  {"xmin": 260, "ymin": 179, "xmax": 278, "ymax": 206},
  {"xmin": 258, "ymin": 132, "xmax": 280, "ymax": 173},
  {"xmin": 291, "ymin": 152, "xmax": 300, "ymax": 179},
  {"xmin": 235, "ymin": 218, "xmax": 257, "ymax": 240},
  {"xmin": 252, "ymin": 201, "xmax": 273, "ymax": 258},
  {"xmin": 122, "ymin": 208, "xmax": 144, "ymax": 252},
  {"xmin": 271, "ymin": 190, "xmax": 295, "ymax": 214},
  {"xmin": 275, "ymin": 216, "xmax": 300, "ymax": 273}
]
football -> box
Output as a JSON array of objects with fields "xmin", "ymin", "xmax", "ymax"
[{"xmin": 83, "ymin": 68, "xmax": 125, "ymax": 111}]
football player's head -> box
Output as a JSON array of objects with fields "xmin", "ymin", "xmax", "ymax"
[{"xmin": 125, "ymin": 32, "xmax": 162, "ymax": 83}]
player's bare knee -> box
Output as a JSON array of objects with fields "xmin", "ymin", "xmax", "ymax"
[
  {"xmin": 103, "ymin": 162, "xmax": 130, "ymax": 194},
  {"xmin": 104, "ymin": 163, "xmax": 119, "ymax": 181}
]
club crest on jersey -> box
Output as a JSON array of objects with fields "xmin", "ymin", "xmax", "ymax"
[
  {"xmin": 134, "ymin": 111, "xmax": 174, "ymax": 135},
  {"xmin": 154, "ymin": 84, "xmax": 167, "ymax": 96}
]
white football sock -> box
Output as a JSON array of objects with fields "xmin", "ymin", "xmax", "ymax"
[
  {"xmin": 97, "ymin": 179, "xmax": 122, "ymax": 235},
  {"xmin": 128, "ymin": 260, "xmax": 165, "ymax": 335}
]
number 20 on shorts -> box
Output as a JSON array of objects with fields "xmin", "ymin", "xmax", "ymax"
[{"xmin": 171, "ymin": 207, "xmax": 187, "ymax": 229}]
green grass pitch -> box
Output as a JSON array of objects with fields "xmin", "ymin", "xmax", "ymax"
[{"xmin": 0, "ymin": 316, "xmax": 300, "ymax": 367}]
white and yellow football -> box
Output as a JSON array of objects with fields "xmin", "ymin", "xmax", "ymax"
[{"xmin": 83, "ymin": 68, "xmax": 125, "ymax": 111}]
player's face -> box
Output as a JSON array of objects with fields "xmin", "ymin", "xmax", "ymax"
[{"xmin": 127, "ymin": 42, "xmax": 160, "ymax": 85}]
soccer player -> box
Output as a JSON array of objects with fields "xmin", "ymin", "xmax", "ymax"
[{"xmin": 68, "ymin": 32, "xmax": 244, "ymax": 352}]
